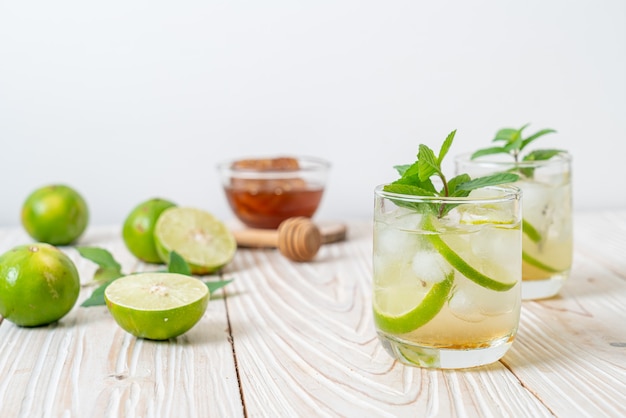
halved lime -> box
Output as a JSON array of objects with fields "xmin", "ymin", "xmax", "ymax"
[
  {"xmin": 153, "ymin": 207, "xmax": 236, "ymax": 275},
  {"xmin": 374, "ymin": 272, "xmax": 453, "ymax": 334},
  {"xmin": 104, "ymin": 272, "xmax": 209, "ymax": 340}
]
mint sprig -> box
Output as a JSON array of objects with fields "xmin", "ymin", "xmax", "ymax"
[
  {"xmin": 470, "ymin": 123, "xmax": 562, "ymax": 164},
  {"xmin": 384, "ymin": 130, "xmax": 519, "ymax": 217}
]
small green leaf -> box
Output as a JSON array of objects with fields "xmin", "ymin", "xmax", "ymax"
[
  {"xmin": 417, "ymin": 144, "xmax": 441, "ymax": 181},
  {"xmin": 205, "ymin": 279, "xmax": 233, "ymax": 294},
  {"xmin": 455, "ymin": 172, "xmax": 519, "ymax": 192},
  {"xmin": 94, "ymin": 267, "xmax": 123, "ymax": 282},
  {"xmin": 168, "ymin": 251, "xmax": 191, "ymax": 276},
  {"xmin": 437, "ymin": 130, "xmax": 456, "ymax": 164},
  {"xmin": 393, "ymin": 164, "xmax": 412, "ymax": 176},
  {"xmin": 470, "ymin": 146, "xmax": 508, "ymax": 160},
  {"xmin": 383, "ymin": 183, "xmax": 437, "ymax": 197},
  {"xmin": 76, "ymin": 246, "xmax": 122, "ymax": 272},
  {"xmin": 447, "ymin": 173, "xmax": 471, "ymax": 197},
  {"xmin": 507, "ymin": 126, "xmax": 525, "ymax": 151},
  {"xmin": 520, "ymin": 129, "xmax": 556, "ymax": 152},
  {"xmin": 522, "ymin": 149, "xmax": 563, "ymax": 162},
  {"xmin": 492, "ymin": 128, "xmax": 518, "ymax": 142},
  {"xmin": 81, "ymin": 280, "xmax": 115, "ymax": 307}
]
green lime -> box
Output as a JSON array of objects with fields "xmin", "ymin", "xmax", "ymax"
[
  {"xmin": 423, "ymin": 215, "xmax": 516, "ymax": 292},
  {"xmin": 104, "ymin": 272, "xmax": 209, "ymax": 340},
  {"xmin": 522, "ymin": 219, "xmax": 542, "ymax": 243},
  {"xmin": 21, "ymin": 184, "xmax": 89, "ymax": 245},
  {"xmin": 522, "ymin": 251, "xmax": 560, "ymax": 274},
  {"xmin": 0, "ymin": 243, "xmax": 80, "ymax": 326},
  {"xmin": 122, "ymin": 198, "xmax": 177, "ymax": 263},
  {"xmin": 153, "ymin": 207, "xmax": 237, "ymax": 275},
  {"xmin": 374, "ymin": 272, "xmax": 453, "ymax": 334}
]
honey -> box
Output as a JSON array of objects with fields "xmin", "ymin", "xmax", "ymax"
[
  {"xmin": 224, "ymin": 186, "xmax": 324, "ymax": 229},
  {"xmin": 220, "ymin": 156, "xmax": 327, "ymax": 229}
]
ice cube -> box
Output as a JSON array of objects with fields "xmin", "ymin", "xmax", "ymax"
[
  {"xmin": 470, "ymin": 227, "xmax": 521, "ymax": 281},
  {"xmin": 448, "ymin": 281, "xmax": 486, "ymax": 323},
  {"xmin": 479, "ymin": 285, "xmax": 519, "ymax": 317},
  {"xmin": 517, "ymin": 180, "xmax": 554, "ymax": 233},
  {"xmin": 411, "ymin": 250, "xmax": 452, "ymax": 284},
  {"xmin": 374, "ymin": 223, "xmax": 419, "ymax": 258}
]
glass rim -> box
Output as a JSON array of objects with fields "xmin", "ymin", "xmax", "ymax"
[
  {"xmin": 216, "ymin": 155, "xmax": 331, "ymax": 174},
  {"xmin": 374, "ymin": 184, "xmax": 522, "ymax": 204},
  {"xmin": 454, "ymin": 151, "xmax": 571, "ymax": 168}
]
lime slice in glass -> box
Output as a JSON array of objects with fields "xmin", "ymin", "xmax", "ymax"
[
  {"xmin": 154, "ymin": 207, "xmax": 237, "ymax": 275},
  {"xmin": 374, "ymin": 272, "xmax": 453, "ymax": 335},
  {"xmin": 104, "ymin": 272, "xmax": 209, "ymax": 340},
  {"xmin": 522, "ymin": 251, "xmax": 560, "ymax": 273},
  {"xmin": 423, "ymin": 215, "xmax": 516, "ymax": 292}
]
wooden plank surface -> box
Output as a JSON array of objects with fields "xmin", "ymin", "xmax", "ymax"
[
  {"xmin": 1, "ymin": 211, "xmax": 625, "ymax": 417},
  {"xmin": 0, "ymin": 227, "xmax": 243, "ymax": 418}
]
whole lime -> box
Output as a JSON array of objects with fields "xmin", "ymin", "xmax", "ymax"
[
  {"xmin": 122, "ymin": 198, "xmax": 177, "ymax": 263},
  {"xmin": 21, "ymin": 184, "xmax": 89, "ymax": 245},
  {"xmin": 0, "ymin": 243, "xmax": 80, "ymax": 327}
]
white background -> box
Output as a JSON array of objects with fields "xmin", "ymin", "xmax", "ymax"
[{"xmin": 1, "ymin": 1, "xmax": 625, "ymax": 228}]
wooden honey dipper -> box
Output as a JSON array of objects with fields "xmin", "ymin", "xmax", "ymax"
[{"xmin": 231, "ymin": 217, "xmax": 347, "ymax": 262}]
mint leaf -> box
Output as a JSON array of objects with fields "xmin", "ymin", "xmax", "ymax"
[
  {"xmin": 94, "ymin": 267, "xmax": 123, "ymax": 282},
  {"xmin": 205, "ymin": 279, "xmax": 233, "ymax": 295},
  {"xmin": 520, "ymin": 129, "xmax": 556, "ymax": 152},
  {"xmin": 393, "ymin": 164, "xmax": 412, "ymax": 176},
  {"xmin": 448, "ymin": 173, "xmax": 471, "ymax": 197},
  {"xmin": 417, "ymin": 144, "xmax": 441, "ymax": 181},
  {"xmin": 523, "ymin": 149, "xmax": 563, "ymax": 162},
  {"xmin": 470, "ymin": 146, "xmax": 508, "ymax": 160},
  {"xmin": 474, "ymin": 123, "xmax": 559, "ymax": 168},
  {"xmin": 386, "ymin": 129, "xmax": 518, "ymax": 218},
  {"xmin": 168, "ymin": 251, "xmax": 191, "ymax": 275},
  {"xmin": 76, "ymin": 246, "xmax": 122, "ymax": 274},
  {"xmin": 384, "ymin": 183, "xmax": 436, "ymax": 197},
  {"xmin": 455, "ymin": 172, "xmax": 519, "ymax": 192},
  {"xmin": 437, "ymin": 130, "xmax": 456, "ymax": 164},
  {"xmin": 493, "ymin": 128, "xmax": 519, "ymax": 142},
  {"xmin": 80, "ymin": 280, "xmax": 114, "ymax": 307}
]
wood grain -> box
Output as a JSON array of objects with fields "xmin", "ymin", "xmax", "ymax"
[
  {"xmin": 0, "ymin": 227, "xmax": 243, "ymax": 418},
  {"xmin": 0, "ymin": 212, "xmax": 625, "ymax": 417}
]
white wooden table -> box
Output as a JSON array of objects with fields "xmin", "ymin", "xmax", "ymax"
[{"xmin": 1, "ymin": 211, "xmax": 625, "ymax": 417}]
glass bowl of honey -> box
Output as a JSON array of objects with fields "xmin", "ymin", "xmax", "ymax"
[{"xmin": 217, "ymin": 156, "xmax": 330, "ymax": 229}]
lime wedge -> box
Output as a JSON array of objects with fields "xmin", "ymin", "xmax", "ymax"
[
  {"xmin": 154, "ymin": 207, "xmax": 236, "ymax": 275},
  {"xmin": 522, "ymin": 219, "xmax": 542, "ymax": 243},
  {"xmin": 423, "ymin": 215, "xmax": 516, "ymax": 292},
  {"xmin": 104, "ymin": 272, "xmax": 209, "ymax": 340},
  {"xmin": 374, "ymin": 272, "xmax": 453, "ymax": 334},
  {"xmin": 522, "ymin": 251, "xmax": 560, "ymax": 273}
]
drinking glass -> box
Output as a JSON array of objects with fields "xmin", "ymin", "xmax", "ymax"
[
  {"xmin": 373, "ymin": 185, "xmax": 522, "ymax": 369},
  {"xmin": 455, "ymin": 153, "xmax": 572, "ymax": 300}
]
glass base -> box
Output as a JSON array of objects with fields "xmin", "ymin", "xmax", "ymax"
[
  {"xmin": 522, "ymin": 271, "xmax": 569, "ymax": 300},
  {"xmin": 378, "ymin": 333, "xmax": 514, "ymax": 369}
]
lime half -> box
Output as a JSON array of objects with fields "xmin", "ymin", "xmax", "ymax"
[
  {"xmin": 374, "ymin": 272, "xmax": 453, "ymax": 334},
  {"xmin": 154, "ymin": 207, "xmax": 236, "ymax": 275},
  {"xmin": 104, "ymin": 272, "xmax": 209, "ymax": 340}
]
